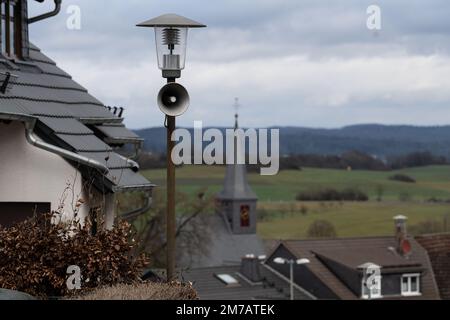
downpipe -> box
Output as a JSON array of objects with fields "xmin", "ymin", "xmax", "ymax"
[
  {"xmin": 122, "ymin": 192, "xmax": 153, "ymax": 220},
  {"xmin": 28, "ymin": 0, "xmax": 62, "ymax": 24},
  {"xmin": 24, "ymin": 120, "xmax": 109, "ymax": 174}
]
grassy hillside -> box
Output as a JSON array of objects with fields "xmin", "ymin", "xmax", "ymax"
[
  {"xmin": 257, "ymin": 201, "xmax": 450, "ymax": 239},
  {"xmin": 142, "ymin": 165, "xmax": 450, "ymax": 238},
  {"xmin": 143, "ymin": 165, "xmax": 450, "ymax": 202}
]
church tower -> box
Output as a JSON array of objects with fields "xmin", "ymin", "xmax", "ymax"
[{"xmin": 216, "ymin": 99, "xmax": 258, "ymax": 234}]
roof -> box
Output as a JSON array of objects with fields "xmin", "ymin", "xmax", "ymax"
[
  {"xmin": 313, "ymin": 247, "xmax": 422, "ymax": 270},
  {"xmin": 182, "ymin": 265, "xmax": 312, "ymax": 300},
  {"xmin": 0, "ymin": 44, "xmax": 153, "ymax": 192},
  {"xmin": 216, "ymin": 116, "xmax": 257, "ymax": 201},
  {"xmin": 416, "ymin": 233, "xmax": 450, "ymax": 300},
  {"xmin": 178, "ymin": 214, "xmax": 265, "ymax": 268},
  {"xmin": 269, "ymin": 237, "xmax": 440, "ymax": 300}
]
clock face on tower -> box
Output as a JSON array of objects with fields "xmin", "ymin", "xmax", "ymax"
[{"xmin": 240, "ymin": 205, "xmax": 250, "ymax": 227}]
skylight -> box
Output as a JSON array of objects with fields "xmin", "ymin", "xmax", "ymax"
[{"xmin": 215, "ymin": 274, "xmax": 239, "ymax": 286}]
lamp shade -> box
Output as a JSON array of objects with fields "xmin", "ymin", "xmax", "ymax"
[{"xmin": 137, "ymin": 14, "xmax": 206, "ymax": 72}]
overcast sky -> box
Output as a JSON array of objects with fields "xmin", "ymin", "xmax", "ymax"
[{"xmin": 28, "ymin": 0, "xmax": 450, "ymax": 129}]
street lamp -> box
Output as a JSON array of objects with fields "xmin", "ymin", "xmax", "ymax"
[
  {"xmin": 137, "ymin": 14, "xmax": 206, "ymax": 282},
  {"xmin": 137, "ymin": 13, "xmax": 206, "ymax": 79},
  {"xmin": 274, "ymin": 257, "xmax": 310, "ymax": 300}
]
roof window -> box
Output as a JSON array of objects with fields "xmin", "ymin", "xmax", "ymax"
[{"xmin": 215, "ymin": 274, "xmax": 240, "ymax": 286}]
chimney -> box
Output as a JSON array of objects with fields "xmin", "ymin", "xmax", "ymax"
[
  {"xmin": 240, "ymin": 255, "xmax": 263, "ymax": 283},
  {"xmin": 394, "ymin": 215, "xmax": 412, "ymax": 256}
]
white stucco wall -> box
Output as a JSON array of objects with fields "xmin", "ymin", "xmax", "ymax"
[{"xmin": 0, "ymin": 121, "xmax": 115, "ymax": 226}]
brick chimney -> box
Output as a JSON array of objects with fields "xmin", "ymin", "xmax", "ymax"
[
  {"xmin": 394, "ymin": 215, "xmax": 411, "ymax": 256},
  {"xmin": 240, "ymin": 255, "xmax": 263, "ymax": 283}
]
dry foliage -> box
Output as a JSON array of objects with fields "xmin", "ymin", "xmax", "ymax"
[
  {"xmin": 0, "ymin": 213, "xmax": 148, "ymax": 298},
  {"xmin": 129, "ymin": 188, "xmax": 213, "ymax": 268},
  {"xmin": 73, "ymin": 281, "xmax": 198, "ymax": 300},
  {"xmin": 306, "ymin": 219, "xmax": 337, "ymax": 239}
]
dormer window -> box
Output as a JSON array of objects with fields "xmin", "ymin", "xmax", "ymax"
[
  {"xmin": 401, "ymin": 273, "xmax": 421, "ymax": 296},
  {"xmin": 1, "ymin": 0, "xmax": 24, "ymax": 59}
]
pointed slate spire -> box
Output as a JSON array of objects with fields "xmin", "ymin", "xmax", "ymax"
[
  {"xmin": 216, "ymin": 101, "xmax": 258, "ymax": 235},
  {"xmin": 217, "ymin": 100, "xmax": 257, "ymax": 201}
]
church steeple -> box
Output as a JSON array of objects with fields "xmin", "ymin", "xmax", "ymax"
[{"xmin": 216, "ymin": 99, "xmax": 258, "ymax": 235}]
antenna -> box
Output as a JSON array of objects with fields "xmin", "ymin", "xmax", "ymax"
[{"xmin": 233, "ymin": 97, "xmax": 241, "ymax": 129}]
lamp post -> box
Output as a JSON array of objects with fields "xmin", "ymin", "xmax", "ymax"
[
  {"xmin": 274, "ymin": 257, "xmax": 310, "ymax": 300},
  {"xmin": 137, "ymin": 14, "xmax": 206, "ymax": 282}
]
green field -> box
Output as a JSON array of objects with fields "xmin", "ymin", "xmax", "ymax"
[{"xmin": 142, "ymin": 165, "xmax": 450, "ymax": 239}]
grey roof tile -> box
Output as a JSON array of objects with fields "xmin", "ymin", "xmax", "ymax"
[
  {"xmin": 31, "ymin": 60, "xmax": 72, "ymax": 78},
  {"xmin": 0, "ymin": 97, "xmax": 30, "ymax": 114},
  {"xmin": 13, "ymin": 73, "xmax": 87, "ymax": 90},
  {"xmin": 0, "ymin": 42, "xmax": 152, "ymax": 191},
  {"xmin": 95, "ymin": 124, "xmax": 141, "ymax": 141},
  {"xmin": 55, "ymin": 133, "xmax": 112, "ymax": 152},
  {"xmin": 108, "ymin": 168, "xmax": 154, "ymax": 191},
  {"xmin": 79, "ymin": 151, "xmax": 131, "ymax": 169},
  {"xmin": 67, "ymin": 104, "xmax": 118, "ymax": 119},
  {"xmin": 8, "ymin": 86, "xmax": 100, "ymax": 105},
  {"xmin": 38, "ymin": 116, "xmax": 93, "ymax": 134},
  {"xmin": 28, "ymin": 48, "xmax": 56, "ymax": 65},
  {"xmin": 10, "ymin": 99, "xmax": 74, "ymax": 117}
]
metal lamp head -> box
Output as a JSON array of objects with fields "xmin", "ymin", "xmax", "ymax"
[
  {"xmin": 137, "ymin": 14, "xmax": 206, "ymax": 79},
  {"xmin": 157, "ymin": 82, "xmax": 190, "ymax": 117}
]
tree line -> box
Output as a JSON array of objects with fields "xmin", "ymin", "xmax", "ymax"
[{"xmin": 136, "ymin": 150, "xmax": 447, "ymax": 171}]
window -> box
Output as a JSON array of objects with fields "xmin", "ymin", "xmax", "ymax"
[
  {"xmin": 0, "ymin": 202, "xmax": 51, "ymax": 228},
  {"xmin": 361, "ymin": 265, "xmax": 382, "ymax": 299},
  {"xmin": 1, "ymin": 0, "xmax": 23, "ymax": 59},
  {"xmin": 89, "ymin": 207, "xmax": 100, "ymax": 236},
  {"xmin": 215, "ymin": 274, "xmax": 239, "ymax": 286},
  {"xmin": 240, "ymin": 204, "xmax": 250, "ymax": 227},
  {"xmin": 361, "ymin": 278, "xmax": 382, "ymax": 299},
  {"xmin": 401, "ymin": 274, "xmax": 421, "ymax": 296}
]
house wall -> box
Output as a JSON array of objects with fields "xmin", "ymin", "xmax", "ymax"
[{"xmin": 0, "ymin": 121, "xmax": 114, "ymax": 226}]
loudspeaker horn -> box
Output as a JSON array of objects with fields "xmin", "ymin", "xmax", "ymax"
[{"xmin": 157, "ymin": 82, "xmax": 190, "ymax": 117}]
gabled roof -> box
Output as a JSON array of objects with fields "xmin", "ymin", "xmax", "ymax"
[
  {"xmin": 268, "ymin": 237, "xmax": 440, "ymax": 300},
  {"xmin": 0, "ymin": 44, "xmax": 153, "ymax": 192},
  {"xmin": 416, "ymin": 233, "xmax": 450, "ymax": 300}
]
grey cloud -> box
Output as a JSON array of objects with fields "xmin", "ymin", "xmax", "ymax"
[{"xmin": 26, "ymin": 0, "xmax": 450, "ymax": 129}]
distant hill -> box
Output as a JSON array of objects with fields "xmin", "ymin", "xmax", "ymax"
[{"xmin": 134, "ymin": 124, "xmax": 450, "ymax": 159}]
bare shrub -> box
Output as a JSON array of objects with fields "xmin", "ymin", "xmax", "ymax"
[
  {"xmin": 296, "ymin": 188, "xmax": 368, "ymax": 202},
  {"xmin": 307, "ymin": 220, "xmax": 337, "ymax": 239},
  {"xmin": 409, "ymin": 215, "xmax": 450, "ymax": 235},
  {"xmin": 131, "ymin": 188, "xmax": 213, "ymax": 268},
  {"xmin": 73, "ymin": 281, "xmax": 198, "ymax": 300},
  {"xmin": 389, "ymin": 174, "xmax": 416, "ymax": 183},
  {"xmin": 0, "ymin": 213, "xmax": 148, "ymax": 298},
  {"xmin": 300, "ymin": 205, "xmax": 309, "ymax": 216}
]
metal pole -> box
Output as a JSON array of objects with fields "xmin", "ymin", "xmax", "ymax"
[
  {"xmin": 290, "ymin": 261, "xmax": 294, "ymax": 300},
  {"xmin": 166, "ymin": 79, "xmax": 176, "ymax": 282}
]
